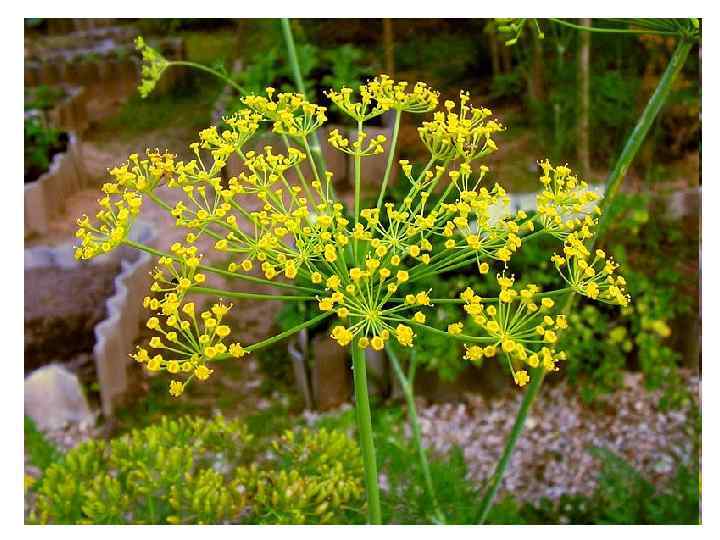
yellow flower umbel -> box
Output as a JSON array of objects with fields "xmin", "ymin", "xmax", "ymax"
[
  {"xmin": 74, "ymin": 74, "xmax": 626, "ymax": 396},
  {"xmin": 536, "ymin": 159, "xmax": 601, "ymax": 240},
  {"xmin": 135, "ymin": 37, "xmax": 169, "ymax": 99},
  {"xmin": 457, "ymin": 276, "xmax": 569, "ymax": 387},
  {"xmin": 131, "ymin": 295, "xmax": 244, "ymax": 396},
  {"xmin": 553, "ymin": 242, "xmax": 631, "ymax": 306}
]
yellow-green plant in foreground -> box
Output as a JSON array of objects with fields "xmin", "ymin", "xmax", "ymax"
[
  {"xmin": 73, "ymin": 39, "xmax": 630, "ymax": 523},
  {"xmin": 31, "ymin": 417, "xmax": 363, "ymax": 524}
]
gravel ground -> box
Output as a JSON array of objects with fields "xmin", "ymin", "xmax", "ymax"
[{"xmin": 412, "ymin": 372, "xmax": 700, "ymax": 503}]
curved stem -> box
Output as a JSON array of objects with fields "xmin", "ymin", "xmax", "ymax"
[
  {"xmin": 477, "ymin": 366, "xmax": 545, "ymax": 523},
  {"xmin": 351, "ymin": 338, "xmax": 382, "ymax": 524},
  {"xmin": 168, "ymin": 61, "xmax": 246, "ymax": 95}
]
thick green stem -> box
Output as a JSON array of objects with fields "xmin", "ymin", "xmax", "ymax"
[
  {"xmin": 386, "ymin": 347, "xmax": 443, "ymax": 523},
  {"xmin": 476, "ymin": 36, "xmax": 693, "ymax": 524},
  {"xmin": 351, "ymin": 338, "xmax": 382, "ymax": 524},
  {"xmin": 376, "ymin": 110, "xmax": 402, "ymax": 210},
  {"xmin": 280, "ymin": 18, "xmax": 326, "ymax": 176}
]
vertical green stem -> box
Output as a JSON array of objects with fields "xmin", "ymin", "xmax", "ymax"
[
  {"xmin": 351, "ymin": 338, "xmax": 382, "ymax": 524},
  {"xmin": 476, "ymin": 35, "xmax": 693, "ymax": 524},
  {"xmin": 376, "ymin": 110, "xmax": 402, "ymax": 210},
  {"xmin": 354, "ymin": 120, "xmax": 364, "ymax": 260},
  {"xmin": 386, "ymin": 346, "xmax": 443, "ymax": 522},
  {"xmin": 280, "ymin": 18, "xmax": 327, "ymax": 176}
]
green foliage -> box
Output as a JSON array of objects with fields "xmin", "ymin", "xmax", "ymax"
[
  {"xmin": 24, "ymin": 416, "xmax": 61, "ymax": 475},
  {"xmin": 396, "ymin": 33, "xmax": 481, "ymax": 84},
  {"xmin": 486, "ymin": 448, "xmax": 700, "ymax": 524},
  {"xmin": 237, "ymin": 428, "xmax": 365, "ymax": 524},
  {"xmin": 30, "ymin": 415, "xmax": 362, "ymax": 525},
  {"xmin": 236, "ymin": 48, "xmax": 283, "ymax": 96},
  {"xmin": 321, "ymin": 44, "xmax": 371, "ymax": 93},
  {"xmin": 372, "ymin": 407, "xmax": 482, "ymax": 524},
  {"xmin": 255, "ymin": 345, "xmax": 295, "ymax": 396},
  {"xmin": 32, "ymin": 416, "xmax": 254, "ymax": 524},
  {"xmin": 24, "ymin": 85, "xmax": 66, "ymax": 111},
  {"xmin": 24, "ymin": 115, "xmax": 62, "ymax": 179},
  {"xmin": 234, "ymin": 42, "xmax": 370, "ymax": 106},
  {"xmin": 97, "ymin": 71, "xmax": 224, "ymax": 140},
  {"xmin": 489, "ymin": 71, "xmax": 524, "ymax": 101},
  {"xmin": 411, "ymin": 272, "xmax": 479, "ymax": 381}
]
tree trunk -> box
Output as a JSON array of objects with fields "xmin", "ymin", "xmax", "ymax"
[
  {"xmin": 578, "ymin": 18, "xmax": 592, "ymax": 177},
  {"xmin": 529, "ymin": 30, "xmax": 546, "ymax": 103},
  {"xmin": 500, "ymin": 40, "xmax": 512, "ymax": 73},
  {"xmin": 383, "ymin": 18, "xmax": 395, "ymax": 78},
  {"xmin": 488, "ymin": 24, "xmax": 501, "ymax": 76}
]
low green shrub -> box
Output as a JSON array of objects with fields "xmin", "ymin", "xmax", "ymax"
[
  {"xmin": 237, "ymin": 428, "xmax": 365, "ymax": 524},
  {"xmin": 29, "ymin": 416, "xmax": 363, "ymax": 525},
  {"xmin": 24, "ymin": 115, "xmax": 62, "ymax": 181},
  {"xmin": 24, "ymin": 416, "xmax": 62, "ymax": 485}
]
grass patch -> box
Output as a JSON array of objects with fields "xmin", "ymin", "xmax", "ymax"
[
  {"xmin": 92, "ymin": 72, "xmax": 224, "ymax": 142},
  {"xmin": 180, "ymin": 30, "xmax": 237, "ymax": 67}
]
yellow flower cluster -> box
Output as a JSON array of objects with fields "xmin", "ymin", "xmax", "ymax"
[
  {"xmin": 364, "ymin": 74, "xmax": 439, "ymax": 113},
  {"xmin": 418, "ymin": 92, "xmax": 504, "ymax": 162},
  {"xmin": 536, "ymin": 159, "xmax": 601, "ymax": 240},
  {"xmin": 553, "ymin": 242, "xmax": 631, "ymax": 306},
  {"xmin": 131, "ymin": 295, "xmax": 246, "ymax": 397},
  {"xmin": 458, "ymin": 274, "xmax": 569, "ymax": 387},
  {"xmin": 243, "ymin": 89, "xmax": 328, "ymax": 139},
  {"xmin": 135, "ymin": 37, "xmax": 169, "ymax": 99}
]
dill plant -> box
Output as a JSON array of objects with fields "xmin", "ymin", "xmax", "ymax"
[{"xmin": 72, "ymin": 37, "xmax": 632, "ymax": 524}]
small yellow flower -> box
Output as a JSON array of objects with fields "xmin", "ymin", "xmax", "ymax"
[
  {"xmin": 169, "ymin": 380, "xmax": 184, "ymax": 397},
  {"xmin": 513, "ymin": 370, "xmax": 530, "ymax": 387},
  {"xmin": 370, "ymin": 335, "xmax": 385, "ymax": 351},
  {"xmin": 194, "ymin": 364, "xmax": 213, "ymax": 381},
  {"xmin": 448, "ymin": 322, "xmax": 463, "ymax": 335},
  {"xmin": 395, "ymin": 324, "xmax": 415, "ymax": 347},
  {"xmin": 229, "ymin": 343, "xmax": 247, "ymax": 358}
]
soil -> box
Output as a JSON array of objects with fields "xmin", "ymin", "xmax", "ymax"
[
  {"xmin": 411, "ymin": 371, "xmax": 699, "ymax": 504},
  {"xmin": 24, "ymin": 261, "xmax": 119, "ymax": 373}
]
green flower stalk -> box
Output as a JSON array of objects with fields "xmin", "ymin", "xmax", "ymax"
[{"xmin": 75, "ymin": 40, "xmax": 632, "ymax": 522}]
